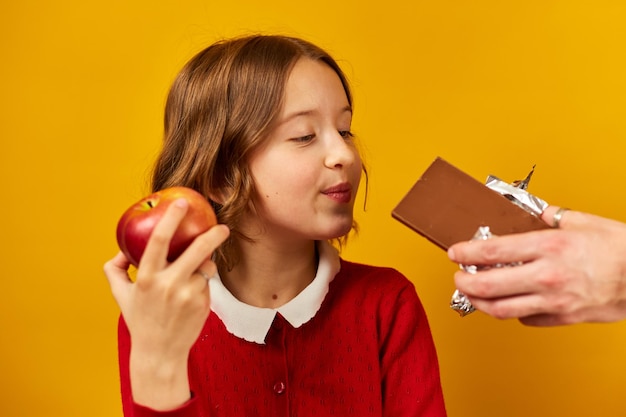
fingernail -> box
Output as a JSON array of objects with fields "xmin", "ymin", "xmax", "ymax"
[{"xmin": 447, "ymin": 247, "xmax": 455, "ymax": 260}]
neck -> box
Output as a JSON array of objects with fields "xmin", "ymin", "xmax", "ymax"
[{"xmin": 219, "ymin": 239, "xmax": 319, "ymax": 308}]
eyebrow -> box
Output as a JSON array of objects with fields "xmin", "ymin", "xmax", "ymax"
[{"xmin": 280, "ymin": 105, "xmax": 352, "ymax": 124}]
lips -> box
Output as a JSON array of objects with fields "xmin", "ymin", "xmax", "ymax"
[{"xmin": 322, "ymin": 182, "xmax": 352, "ymax": 203}]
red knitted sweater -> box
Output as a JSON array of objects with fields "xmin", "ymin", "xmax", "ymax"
[{"xmin": 118, "ymin": 259, "xmax": 447, "ymax": 417}]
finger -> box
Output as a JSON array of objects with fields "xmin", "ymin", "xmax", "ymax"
[
  {"xmin": 103, "ymin": 251, "xmax": 133, "ymax": 305},
  {"xmin": 139, "ymin": 198, "xmax": 190, "ymax": 273},
  {"xmin": 195, "ymin": 257, "xmax": 219, "ymax": 281},
  {"xmin": 468, "ymin": 292, "xmax": 551, "ymax": 320},
  {"xmin": 453, "ymin": 260, "xmax": 549, "ymax": 299},
  {"xmin": 179, "ymin": 259, "xmax": 217, "ymax": 312},
  {"xmin": 541, "ymin": 205, "xmax": 585, "ymax": 230},
  {"xmin": 194, "ymin": 264, "xmax": 215, "ymax": 289},
  {"xmin": 541, "ymin": 205, "xmax": 566, "ymax": 228},
  {"xmin": 194, "ymin": 268, "xmax": 213, "ymax": 281},
  {"xmin": 169, "ymin": 224, "xmax": 230, "ymax": 280},
  {"xmin": 448, "ymin": 230, "xmax": 555, "ymax": 266}
]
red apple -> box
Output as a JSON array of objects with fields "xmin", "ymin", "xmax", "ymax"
[{"xmin": 116, "ymin": 186, "xmax": 218, "ymax": 266}]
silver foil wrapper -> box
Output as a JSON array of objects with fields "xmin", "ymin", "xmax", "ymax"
[
  {"xmin": 450, "ymin": 166, "xmax": 548, "ymax": 317},
  {"xmin": 484, "ymin": 165, "xmax": 548, "ymax": 216},
  {"xmin": 450, "ymin": 226, "xmax": 491, "ymax": 317}
]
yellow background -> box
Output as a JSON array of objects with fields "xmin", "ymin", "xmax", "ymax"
[{"xmin": 2, "ymin": 1, "xmax": 625, "ymax": 416}]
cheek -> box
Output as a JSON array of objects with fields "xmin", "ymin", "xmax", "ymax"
[{"xmin": 253, "ymin": 160, "xmax": 316, "ymax": 200}]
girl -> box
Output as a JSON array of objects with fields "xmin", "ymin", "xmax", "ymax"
[{"xmin": 104, "ymin": 34, "xmax": 447, "ymax": 417}]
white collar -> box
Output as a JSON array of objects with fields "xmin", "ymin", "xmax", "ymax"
[{"xmin": 209, "ymin": 241, "xmax": 341, "ymax": 345}]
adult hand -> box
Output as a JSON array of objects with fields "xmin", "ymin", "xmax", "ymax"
[
  {"xmin": 447, "ymin": 206, "xmax": 626, "ymax": 326},
  {"xmin": 103, "ymin": 198, "xmax": 230, "ymax": 409}
]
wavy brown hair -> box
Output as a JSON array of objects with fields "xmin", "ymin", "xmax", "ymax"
[{"xmin": 152, "ymin": 34, "xmax": 364, "ymax": 270}]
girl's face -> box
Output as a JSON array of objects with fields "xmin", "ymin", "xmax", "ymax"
[{"xmin": 246, "ymin": 58, "xmax": 362, "ymax": 244}]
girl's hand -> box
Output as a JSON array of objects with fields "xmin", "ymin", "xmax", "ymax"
[{"xmin": 104, "ymin": 198, "xmax": 230, "ymax": 409}]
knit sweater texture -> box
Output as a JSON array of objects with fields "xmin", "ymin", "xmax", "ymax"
[{"xmin": 118, "ymin": 259, "xmax": 447, "ymax": 417}]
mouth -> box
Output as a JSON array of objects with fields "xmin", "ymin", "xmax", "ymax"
[{"xmin": 322, "ymin": 182, "xmax": 353, "ymax": 203}]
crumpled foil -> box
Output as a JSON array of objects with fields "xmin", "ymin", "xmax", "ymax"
[
  {"xmin": 450, "ymin": 226, "xmax": 491, "ymax": 317},
  {"xmin": 484, "ymin": 165, "xmax": 548, "ymax": 216},
  {"xmin": 450, "ymin": 165, "xmax": 548, "ymax": 317}
]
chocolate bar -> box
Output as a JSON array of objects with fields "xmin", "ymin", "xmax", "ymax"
[{"xmin": 391, "ymin": 157, "xmax": 550, "ymax": 251}]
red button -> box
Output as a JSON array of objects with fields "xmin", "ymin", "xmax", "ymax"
[{"xmin": 273, "ymin": 381, "xmax": 286, "ymax": 394}]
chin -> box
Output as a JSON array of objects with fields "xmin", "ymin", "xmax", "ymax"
[{"xmin": 325, "ymin": 221, "xmax": 355, "ymax": 240}]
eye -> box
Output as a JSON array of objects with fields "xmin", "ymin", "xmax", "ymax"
[
  {"xmin": 292, "ymin": 134, "xmax": 315, "ymax": 143},
  {"xmin": 339, "ymin": 130, "xmax": 354, "ymax": 139}
]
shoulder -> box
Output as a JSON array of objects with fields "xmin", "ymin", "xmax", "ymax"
[
  {"xmin": 328, "ymin": 260, "xmax": 431, "ymax": 335},
  {"xmin": 338, "ymin": 259, "xmax": 411, "ymax": 283},
  {"xmin": 333, "ymin": 259, "xmax": 416, "ymax": 298}
]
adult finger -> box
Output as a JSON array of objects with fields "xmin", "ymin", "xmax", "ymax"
[
  {"xmin": 468, "ymin": 292, "xmax": 552, "ymax": 320},
  {"xmin": 541, "ymin": 205, "xmax": 589, "ymax": 230},
  {"xmin": 447, "ymin": 229, "xmax": 556, "ymax": 266},
  {"xmin": 541, "ymin": 205, "xmax": 569, "ymax": 229},
  {"xmin": 453, "ymin": 259, "xmax": 547, "ymax": 299}
]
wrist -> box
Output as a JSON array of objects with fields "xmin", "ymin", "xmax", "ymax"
[{"xmin": 129, "ymin": 350, "xmax": 191, "ymax": 411}]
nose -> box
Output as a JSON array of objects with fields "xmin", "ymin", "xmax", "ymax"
[{"xmin": 324, "ymin": 131, "xmax": 358, "ymax": 169}]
